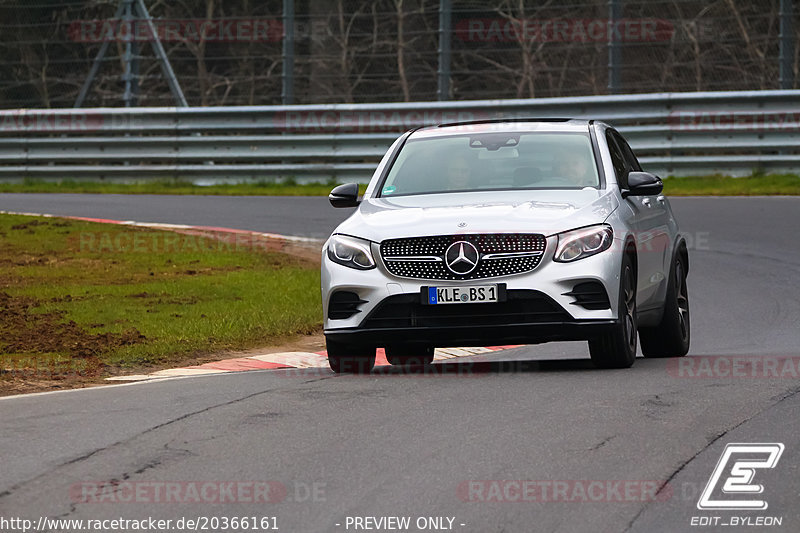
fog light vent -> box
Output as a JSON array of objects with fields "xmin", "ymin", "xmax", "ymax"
[
  {"xmin": 563, "ymin": 282, "xmax": 611, "ymax": 310},
  {"xmin": 328, "ymin": 291, "xmax": 368, "ymax": 320}
]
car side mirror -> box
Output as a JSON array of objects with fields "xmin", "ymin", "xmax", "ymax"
[
  {"xmin": 623, "ymin": 171, "xmax": 663, "ymax": 198},
  {"xmin": 329, "ymin": 183, "xmax": 360, "ymax": 208}
]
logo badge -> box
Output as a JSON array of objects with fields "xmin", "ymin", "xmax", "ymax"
[
  {"xmin": 458, "ymin": 222, "xmax": 467, "ymax": 228},
  {"xmin": 697, "ymin": 443, "xmax": 785, "ymax": 510},
  {"xmin": 444, "ymin": 241, "xmax": 479, "ymax": 275}
]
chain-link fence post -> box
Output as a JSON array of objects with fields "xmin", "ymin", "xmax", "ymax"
[
  {"xmin": 437, "ymin": 0, "xmax": 451, "ymax": 101},
  {"xmin": 779, "ymin": 0, "xmax": 794, "ymax": 90},
  {"xmin": 607, "ymin": 0, "xmax": 621, "ymax": 94},
  {"xmin": 282, "ymin": 0, "xmax": 295, "ymax": 105}
]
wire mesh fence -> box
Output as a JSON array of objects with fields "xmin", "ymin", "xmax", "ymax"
[{"xmin": 0, "ymin": 0, "xmax": 797, "ymax": 109}]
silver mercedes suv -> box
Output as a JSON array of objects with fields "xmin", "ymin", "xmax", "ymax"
[{"xmin": 322, "ymin": 119, "xmax": 690, "ymax": 373}]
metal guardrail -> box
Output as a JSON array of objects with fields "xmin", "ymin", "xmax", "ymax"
[{"xmin": 1, "ymin": 90, "xmax": 799, "ymax": 182}]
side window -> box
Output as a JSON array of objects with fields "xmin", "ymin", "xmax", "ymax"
[
  {"xmin": 614, "ymin": 132, "xmax": 642, "ymax": 172},
  {"xmin": 605, "ymin": 131, "xmax": 628, "ymax": 186}
]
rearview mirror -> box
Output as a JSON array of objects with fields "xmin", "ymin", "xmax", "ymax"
[
  {"xmin": 623, "ymin": 171, "xmax": 663, "ymax": 198},
  {"xmin": 329, "ymin": 183, "xmax": 360, "ymax": 208}
]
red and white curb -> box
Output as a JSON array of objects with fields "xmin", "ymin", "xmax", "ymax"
[{"xmin": 106, "ymin": 346, "xmax": 521, "ymax": 381}]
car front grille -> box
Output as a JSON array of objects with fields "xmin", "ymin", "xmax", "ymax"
[
  {"xmin": 380, "ymin": 233, "xmax": 546, "ymax": 280},
  {"xmin": 361, "ymin": 290, "xmax": 570, "ymax": 329}
]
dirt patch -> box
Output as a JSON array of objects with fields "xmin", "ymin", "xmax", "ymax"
[
  {"xmin": 0, "ymin": 292, "xmax": 146, "ymax": 358},
  {"xmin": 8, "ymin": 254, "xmax": 55, "ymax": 266},
  {"xmin": 0, "ymin": 291, "xmax": 149, "ymax": 396},
  {"xmin": 49, "ymin": 294, "xmax": 90, "ymax": 303},
  {"xmin": 128, "ymin": 291, "xmax": 153, "ymax": 298},
  {"xmin": 10, "ymin": 220, "xmax": 48, "ymax": 231},
  {"xmin": 126, "ymin": 292, "xmax": 200, "ymax": 305},
  {"xmin": 0, "ymin": 375, "xmax": 108, "ymax": 396}
]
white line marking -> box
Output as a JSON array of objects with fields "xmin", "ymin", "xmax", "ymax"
[{"xmin": 149, "ymin": 368, "xmax": 230, "ymax": 377}]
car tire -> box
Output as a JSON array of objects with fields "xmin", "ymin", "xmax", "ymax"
[
  {"xmin": 385, "ymin": 345, "xmax": 435, "ymax": 366},
  {"xmin": 639, "ymin": 253, "xmax": 690, "ymax": 358},
  {"xmin": 326, "ymin": 340, "xmax": 376, "ymax": 374},
  {"xmin": 589, "ymin": 252, "xmax": 637, "ymax": 369}
]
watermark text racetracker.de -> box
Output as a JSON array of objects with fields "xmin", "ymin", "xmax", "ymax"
[
  {"xmin": 76, "ymin": 230, "xmax": 290, "ymax": 254},
  {"xmin": 668, "ymin": 356, "xmax": 800, "ymax": 378},
  {"xmin": 272, "ymin": 110, "xmax": 491, "ymax": 133},
  {"xmin": 669, "ymin": 110, "xmax": 800, "ymax": 132},
  {"xmin": 68, "ymin": 18, "xmax": 283, "ymax": 43},
  {"xmin": 70, "ymin": 481, "xmax": 285, "ymax": 504},
  {"xmin": 69, "ymin": 480, "xmax": 326, "ymax": 504},
  {"xmin": 457, "ymin": 479, "xmax": 671, "ymax": 502},
  {"xmin": 455, "ymin": 17, "xmax": 675, "ymax": 43},
  {"xmin": 0, "ymin": 110, "xmax": 140, "ymax": 133}
]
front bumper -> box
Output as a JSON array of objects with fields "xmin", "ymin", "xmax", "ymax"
[
  {"xmin": 325, "ymin": 320, "xmax": 619, "ymax": 347},
  {"xmin": 322, "ymin": 235, "xmax": 624, "ymax": 348}
]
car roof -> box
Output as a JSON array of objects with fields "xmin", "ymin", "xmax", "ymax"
[{"xmin": 412, "ymin": 118, "xmax": 595, "ymax": 139}]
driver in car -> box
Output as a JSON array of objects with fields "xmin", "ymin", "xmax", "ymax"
[{"xmin": 554, "ymin": 150, "xmax": 595, "ymax": 187}]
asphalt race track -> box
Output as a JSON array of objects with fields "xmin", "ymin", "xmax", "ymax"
[
  {"xmin": 0, "ymin": 193, "xmax": 345, "ymax": 239},
  {"xmin": 0, "ymin": 194, "xmax": 798, "ymax": 532}
]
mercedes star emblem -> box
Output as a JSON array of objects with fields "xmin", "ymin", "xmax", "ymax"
[{"xmin": 444, "ymin": 241, "xmax": 480, "ymax": 275}]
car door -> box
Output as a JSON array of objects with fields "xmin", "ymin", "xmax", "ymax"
[
  {"xmin": 606, "ymin": 129, "xmax": 666, "ymax": 311},
  {"xmin": 610, "ymin": 130, "xmax": 671, "ymax": 311}
]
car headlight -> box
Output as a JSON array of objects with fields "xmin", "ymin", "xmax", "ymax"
[
  {"xmin": 554, "ymin": 225, "xmax": 613, "ymax": 262},
  {"xmin": 327, "ymin": 234, "xmax": 376, "ymax": 270}
]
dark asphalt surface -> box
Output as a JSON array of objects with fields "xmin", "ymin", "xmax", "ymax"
[
  {"xmin": 0, "ymin": 193, "xmax": 349, "ymax": 239},
  {"xmin": 0, "ymin": 195, "xmax": 798, "ymax": 533}
]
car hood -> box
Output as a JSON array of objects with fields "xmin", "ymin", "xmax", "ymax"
[{"xmin": 333, "ymin": 189, "xmax": 619, "ymax": 242}]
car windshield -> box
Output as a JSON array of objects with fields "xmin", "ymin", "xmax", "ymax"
[{"xmin": 379, "ymin": 131, "xmax": 600, "ymax": 197}]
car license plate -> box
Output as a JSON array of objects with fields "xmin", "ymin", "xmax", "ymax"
[{"xmin": 425, "ymin": 285, "xmax": 499, "ymax": 305}]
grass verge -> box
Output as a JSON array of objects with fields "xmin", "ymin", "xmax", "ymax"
[
  {"xmin": 0, "ymin": 174, "xmax": 799, "ymax": 196},
  {"xmin": 0, "ymin": 214, "xmax": 322, "ymax": 395},
  {"xmin": 661, "ymin": 173, "xmax": 800, "ymax": 196}
]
